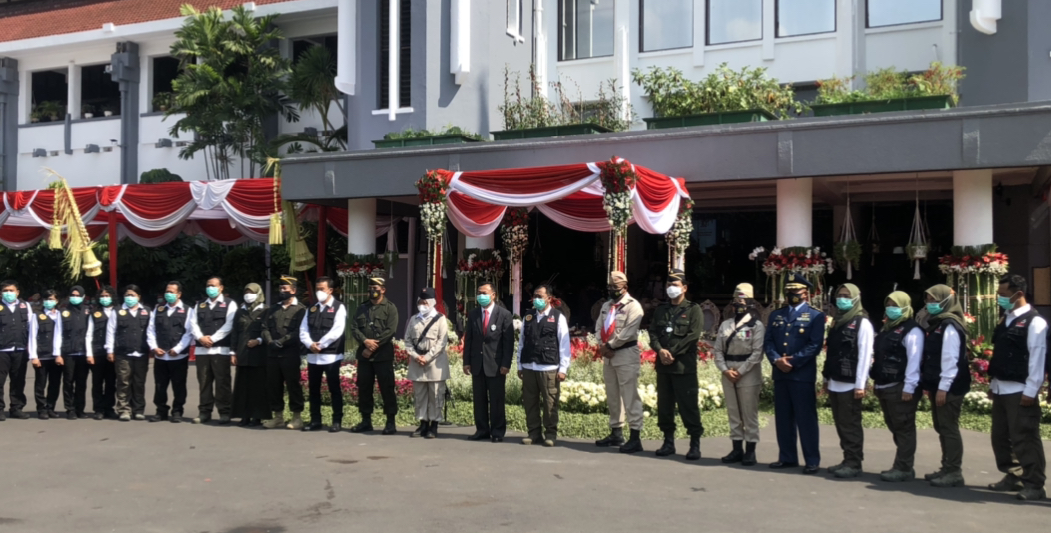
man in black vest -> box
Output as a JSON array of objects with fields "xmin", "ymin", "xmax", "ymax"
[
  {"xmin": 60, "ymin": 285, "xmax": 92, "ymax": 419},
  {"xmin": 262, "ymin": 276, "xmax": 307, "ymax": 430},
  {"xmin": 0, "ymin": 279, "xmax": 31, "ymax": 420},
  {"xmin": 517, "ymin": 284, "xmax": 570, "ymax": 447},
  {"xmin": 349, "ymin": 277, "xmax": 400, "ymax": 435},
  {"xmin": 190, "ymin": 276, "xmax": 237, "ymax": 424},
  {"xmin": 147, "ymin": 281, "xmax": 194, "ymax": 423},
  {"xmin": 298, "ymin": 276, "xmax": 346, "ymax": 432},
  {"xmin": 986, "ymin": 274, "xmax": 1047, "ymax": 501},
  {"xmin": 463, "ymin": 281, "xmax": 515, "ymax": 442},
  {"xmin": 87, "ymin": 286, "xmax": 117, "ymax": 420},
  {"xmin": 106, "ymin": 284, "xmax": 152, "ymax": 421}
]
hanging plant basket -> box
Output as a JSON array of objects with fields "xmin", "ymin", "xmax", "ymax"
[
  {"xmin": 835, "ymin": 199, "xmax": 860, "ymax": 279},
  {"xmin": 906, "ymin": 196, "xmax": 930, "ymax": 280}
]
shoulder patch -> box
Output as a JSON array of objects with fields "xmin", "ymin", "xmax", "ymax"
[
  {"xmin": 38, "ymin": 313, "xmax": 47, "ymax": 320},
  {"xmin": 93, "ymin": 311, "xmax": 102, "ymax": 318},
  {"xmin": 118, "ymin": 310, "xmax": 127, "ymax": 316},
  {"xmin": 62, "ymin": 311, "xmax": 70, "ymax": 317},
  {"xmin": 310, "ymin": 306, "xmax": 318, "ymax": 313},
  {"xmin": 199, "ymin": 303, "xmax": 207, "ymax": 309},
  {"xmin": 525, "ymin": 314, "xmax": 533, "ymax": 322}
]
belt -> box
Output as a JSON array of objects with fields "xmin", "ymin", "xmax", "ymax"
[
  {"xmin": 611, "ymin": 338, "xmax": 638, "ymax": 350},
  {"xmin": 724, "ymin": 354, "xmax": 751, "ymax": 362}
]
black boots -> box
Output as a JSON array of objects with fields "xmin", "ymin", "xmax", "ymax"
[
  {"xmin": 722, "ymin": 440, "xmax": 744, "ymax": 464},
  {"xmin": 742, "ymin": 442, "xmax": 757, "ymax": 466},
  {"xmin": 425, "ymin": 421, "xmax": 438, "ymax": 439},
  {"xmin": 596, "ymin": 427, "xmax": 625, "ymax": 447},
  {"xmin": 619, "ymin": 429, "xmax": 643, "ymax": 454},
  {"xmin": 411, "ymin": 420, "xmax": 428, "ymax": 438},
  {"xmin": 381, "ymin": 414, "xmax": 397, "ymax": 435},
  {"xmin": 685, "ymin": 435, "xmax": 701, "ymax": 461},
  {"xmin": 655, "ymin": 433, "xmax": 676, "ymax": 457}
]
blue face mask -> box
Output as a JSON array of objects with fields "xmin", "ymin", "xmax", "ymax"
[
  {"xmin": 43, "ymin": 300, "xmax": 57, "ymax": 310},
  {"xmin": 69, "ymin": 296, "xmax": 84, "ymax": 306},
  {"xmin": 124, "ymin": 296, "xmax": 139, "ymax": 308},
  {"xmin": 835, "ymin": 297, "xmax": 855, "ymax": 311},
  {"xmin": 926, "ymin": 303, "xmax": 943, "ymax": 315},
  {"xmin": 885, "ymin": 306, "xmax": 904, "ymax": 320},
  {"xmin": 98, "ymin": 296, "xmax": 112, "ymax": 307},
  {"xmin": 164, "ymin": 292, "xmax": 179, "ymax": 305},
  {"xmin": 2, "ymin": 291, "xmax": 16, "ymax": 304},
  {"xmin": 205, "ymin": 286, "xmax": 220, "ymax": 299},
  {"xmin": 476, "ymin": 294, "xmax": 492, "ymax": 307},
  {"xmin": 997, "ymin": 294, "xmax": 1016, "ymax": 311},
  {"xmin": 533, "ymin": 298, "xmax": 546, "ymax": 311}
]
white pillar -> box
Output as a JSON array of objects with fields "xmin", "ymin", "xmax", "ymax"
[
  {"xmin": 953, "ymin": 169, "xmax": 994, "ymax": 246},
  {"xmin": 465, "ymin": 234, "xmax": 494, "ymax": 249},
  {"xmin": 347, "ymin": 198, "xmax": 377, "ymax": 255},
  {"xmin": 776, "ymin": 178, "xmax": 813, "ymax": 247},
  {"xmin": 67, "ymin": 62, "xmax": 80, "ymax": 119},
  {"xmin": 334, "ymin": 0, "xmax": 357, "ymax": 95}
]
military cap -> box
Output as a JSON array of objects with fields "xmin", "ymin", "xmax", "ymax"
[
  {"xmin": 608, "ymin": 271, "xmax": 628, "ymax": 286},
  {"xmin": 417, "ymin": 287, "xmax": 436, "ymax": 300},
  {"xmin": 784, "ymin": 273, "xmax": 813, "ymax": 291},
  {"xmin": 667, "ymin": 269, "xmax": 686, "ymax": 283},
  {"xmin": 369, "ymin": 277, "xmax": 386, "ymax": 287}
]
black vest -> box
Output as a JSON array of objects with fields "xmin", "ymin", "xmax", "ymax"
[
  {"xmin": 195, "ymin": 299, "xmax": 232, "ymax": 348},
  {"xmin": 920, "ymin": 320, "xmax": 971, "ymax": 394},
  {"xmin": 520, "ymin": 309, "xmax": 562, "ymax": 367},
  {"xmin": 823, "ymin": 315, "xmax": 867, "ymax": 382},
  {"xmin": 988, "ymin": 308, "xmax": 1041, "ymax": 384},
  {"xmin": 60, "ymin": 306, "xmax": 90, "ymax": 354},
  {"xmin": 90, "ymin": 307, "xmax": 110, "ymax": 353},
  {"xmin": 154, "ymin": 304, "xmax": 189, "ymax": 352},
  {"xmin": 871, "ymin": 319, "xmax": 921, "ymax": 385},
  {"xmin": 0, "ymin": 300, "xmax": 29, "ymax": 350},
  {"xmin": 113, "ymin": 306, "xmax": 151, "ymax": 355},
  {"xmin": 35, "ymin": 311, "xmax": 57, "ymax": 358},
  {"xmin": 307, "ymin": 300, "xmax": 345, "ymax": 354}
]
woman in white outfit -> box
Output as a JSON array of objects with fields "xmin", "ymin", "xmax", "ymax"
[{"xmin": 405, "ymin": 288, "xmax": 450, "ymax": 439}]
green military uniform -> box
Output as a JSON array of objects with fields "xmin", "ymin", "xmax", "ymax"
[
  {"xmin": 261, "ymin": 291, "xmax": 307, "ymax": 428},
  {"xmin": 349, "ymin": 289, "xmax": 400, "ymax": 422},
  {"xmin": 648, "ymin": 296, "xmax": 704, "ymax": 438}
]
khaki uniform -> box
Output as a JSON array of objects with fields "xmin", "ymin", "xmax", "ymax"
[
  {"xmin": 406, "ymin": 312, "xmax": 450, "ymax": 421},
  {"xmin": 595, "ymin": 294, "xmax": 644, "ymax": 431},
  {"xmin": 713, "ymin": 314, "xmax": 766, "ymax": 442}
]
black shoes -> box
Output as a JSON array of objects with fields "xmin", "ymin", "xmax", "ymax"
[
  {"xmin": 10, "ymin": 410, "xmax": 29, "ymax": 420},
  {"xmin": 722, "ymin": 440, "xmax": 744, "ymax": 464},
  {"xmin": 170, "ymin": 413, "xmax": 183, "ymax": 423},
  {"xmin": 491, "ymin": 436, "xmax": 504, "ymax": 443},
  {"xmin": 302, "ymin": 421, "xmax": 324, "ymax": 432},
  {"xmin": 92, "ymin": 412, "xmax": 104, "ymax": 420},
  {"xmin": 66, "ymin": 411, "xmax": 77, "ymax": 420},
  {"xmin": 424, "ymin": 421, "xmax": 438, "ymax": 439},
  {"xmin": 741, "ymin": 442, "xmax": 757, "ymax": 466},
  {"xmin": 149, "ymin": 413, "xmax": 169, "ymax": 423},
  {"xmin": 655, "ymin": 434, "xmax": 676, "ymax": 457},
  {"xmin": 381, "ymin": 415, "xmax": 397, "ymax": 435},
  {"xmin": 685, "ymin": 436, "xmax": 701, "ymax": 461},
  {"xmin": 412, "ymin": 421, "xmax": 428, "ymax": 438},
  {"xmin": 619, "ymin": 430, "xmax": 643, "ymax": 454},
  {"xmin": 37, "ymin": 411, "xmax": 49, "ymax": 421},
  {"xmin": 467, "ymin": 431, "xmax": 491, "ymax": 441},
  {"xmin": 803, "ymin": 465, "xmax": 820, "ymax": 475},
  {"xmin": 247, "ymin": 419, "xmax": 262, "ymax": 427},
  {"xmin": 238, "ymin": 418, "xmax": 250, "ymax": 427},
  {"xmin": 349, "ymin": 421, "xmax": 373, "ymax": 433},
  {"xmin": 328, "ymin": 422, "xmax": 342, "ymax": 433},
  {"xmin": 769, "ymin": 461, "xmax": 800, "ymax": 469},
  {"xmin": 596, "ymin": 427, "xmax": 625, "ymax": 447},
  {"xmin": 0, "ymin": 411, "xmax": 6, "ymax": 421}
]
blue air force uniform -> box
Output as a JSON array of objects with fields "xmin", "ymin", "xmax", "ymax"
[{"xmin": 764, "ymin": 274, "xmax": 826, "ymax": 468}]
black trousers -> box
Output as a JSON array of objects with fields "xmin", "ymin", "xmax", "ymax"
[
  {"xmin": 0, "ymin": 350, "xmax": 29, "ymax": 412},
  {"xmin": 266, "ymin": 356, "xmax": 304, "ymax": 414},
  {"xmin": 472, "ymin": 372, "xmax": 507, "ymax": 437},
  {"xmin": 656, "ymin": 371, "xmax": 704, "ymax": 438},
  {"xmin": 34, "ymin": 359, "xmax": 63, "ymax": 412},
  {"xmin": 308, "ymin": 361, "xmax": 343, "ymax": 424},
  {"xmin": 356, "ymin": 357, "xmax": 398, "ymax": 417},
  {"xmin": 61, "ymin": 355, "xmax": 91, "ymax": 414},
  {"xmin": 153, "ymin": 357, "xmax": 189, "ymax": 417},
  {"xmin": 773, "ymin": 380, "xmax": 821, "ymax": 466},
  {"xmin": 195, "ymin": 353, "xmax": 232, "ymax": 417},
  {"xmin": 91, "ymin": 355, "xmax": 117, "ymax": 415}
]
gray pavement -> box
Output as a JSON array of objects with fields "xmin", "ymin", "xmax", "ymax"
[{"xmin": 2, "ymin": 363, "xmax": 1049, "ymax": 533}]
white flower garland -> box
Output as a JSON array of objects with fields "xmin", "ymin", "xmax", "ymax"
[
  {"xmin": 420, "ymin": 202, "xmax": 447, "ymax": 241},
  {"xmin": 602, "ymin": 190, "xmax": 633, "ymax": 232},
  {"xmin": 664, "ymin": 210, "xmax": 693, "ymax": 254},
  {"xmin": 501, "ymin": 223, "xmax": 528, "ymax": 264}
]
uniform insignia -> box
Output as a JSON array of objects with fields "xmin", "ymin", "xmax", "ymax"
[
  {"xmin": 490, "ymin": 324, "xmax": 497, "ymax": 331},
  {"xmin": 327, "ymin": 307, "xmax": 334, "ymax": 313},
  {"xmin": 38, "ymin": 314, "xmax": 47, "ymax": 320},
  {"xmin": 310, "ymin": 306, "xmax": 318, "ymax": 313},
  {"xmin": 62, "ymin": 311, "xmax": 70, "ymax": 317},
  {"xmin": 219, "ymin": 302, "xmax": 226, "ymax": 308},
  {"xmin": 18, "ymin": 303, "xmax": 25, "ymax": 308},
  {"xmin": 118, "ymin": 310, "xmax": 127, "ymax": 316},
  {"xmin": 525, "ymin": 314, "xmax": 533, "ymax": 322},
  {"xmin": 1016, "ymin": 320, "xmax": 1027, "ymax": 327},
  {"xmin": 93, "ymin": 312, "xmax": 102, "ymax": 318},
  {"xmin": 680, "ymin": 313, "xmax": 686, "ymax": 318},
  {"xmin": 666, "ymin": 326, "xmax": 673, "ymax": 333},
  {"xmin": 935, "ymin": 326, "xmax": 943, "ymax": 334},
  {"xmin": 157, "ymin": 305, "xmax": 165, "ymax": 312},
  {"xmin": 177, "ymin": 308, "xmax": 184, "ymax": 313},
  {"xmin": 800, "ymin": 313, "xmax": 810, "ymax": 320},
  {"xmin": 83, "ymin": 309, "xmax": 89, "ymax": 315},
  {"xmin": 894, "ymin": 327, "xmax": 904, "ymax": 334},
  {"xmin": 847, "ymin": 322, "xmax": 856, "ymax": 330},
  {"xmin": 141, "ymin": 310, "xmax": 148, "ymax": 316},
  {"xmin": 200, "ymin": 303, "xmax": 207, "ymax": 309},
  {"xmin": 799, "ymin": 328, "xmax": 805, "ymax": 334},
  {"xmin": 547, "ymin": 316, "xmax": 555, "ymax": 323}
]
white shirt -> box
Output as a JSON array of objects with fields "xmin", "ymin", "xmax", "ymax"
[
  {"xmin": 990, "ymin": 304, "xmax": 1048, "ymax": 398},
  {"xmin": 299, "ymin": 297, "xmax": 347, "ymax": 365},
  {"xmin": 105, "ymin": 303, "xmax": 149, "ymax": 357},
  {"xmin": 938, "ymin": 325, "xmax": 961, "ymax": 392},
  {"xmin": 28, "ymin": 308, "xmax": 62, "ymax": 360},
  {"xmin": 516, "ymin": 307, "xmax": 571, "ymax": 374},
  {"xmin": 874, "ymin": 327, "xmax": 924, "ymax": 394},
  {"xmin": 189, "ymin": 294, "xmax": 237, "ymax": 355},
  {"xmin": 85, "ymin": 307, "xmax": 115, "ymax": 360},
  {"xmin": 828, "ymin": 318, "xmax": 874, "ymax": 393},
  {"xmin": 147, "ymin": 301, "xmax": 194, "ymax": 361},
  {"xmin": 0, "ymin": 299, "xmax": 30, "ymax": 351}
]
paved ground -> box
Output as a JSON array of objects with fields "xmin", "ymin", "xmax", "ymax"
[{"xmin": 2, "ymin": 364, "xmax": 1050, "ymax": 533}]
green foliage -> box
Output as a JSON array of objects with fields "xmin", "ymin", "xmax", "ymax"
[
  {"xmin": 500, "ymin": 64, "xmax": 633, "ymax": 132},
  {"xmin": 139, "ymin": 168, "xmax": 183, "ymax": 184},
  {"xmin": 834, "ymin": 240, "xmax": 862, "ymax": 268},
  {"xmin": 631, "ymin": 64, "xmax": 803, "ymax": 119},
  {"xmin": 151, "ymin": 92, "xmax": 173, "ymax": 111},
  {"xmin": 0, "ymin": 242, "xmax": 69, "ymax": 295},
  {"xmin": 815, "ymin": 62, "xmax": 966, "ymax": 105},
  {"xmin": 288, "ymin": 45, "xmax": 345, "ymax": 139},
  {"xmin": 382, "ymin": 125, "xmax": 482, "ymax": 141},
  {"xmin": 36, "ymin": 101, "xmax": 65, "ymax": 121}
]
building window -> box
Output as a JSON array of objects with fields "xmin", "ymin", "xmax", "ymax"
[
  {"xmin": 776, "ymin": 0, "xmax": 835, "ymax": 37},
  {"xmin": 867, "ymin": 0, "xmax": 941, "ymax": 28},
  {"xmin": 151, "ymin": 56, "xmax": 179, "ymax": 112},
  {"xmin": 507, "ymin": 0, "xmax": 523, "ymax": 41},
  {"xmin": 378, "ymin": 0, "xmax": 411, "ymax": 109},
  {"xmin": 559, "ymin": 0, "xmax": 614, "ymax": 61},
  {"xmin": 30, "ymin": 69, "xmax": 67, "ymax": 123},
  {"xmin": 293, "ymin": 35, "xmax": 338, "ymax": 63},
  {"xmin": 707, "ymin": 0, "xmax": 761, "ymax": 45},
  {"xmin": 640, "ymin": 0, "xmax": 692, "ymax": 52},
  {"xmin": 80, "ymin": 64, "xmax": 121, "ymax": 118}
]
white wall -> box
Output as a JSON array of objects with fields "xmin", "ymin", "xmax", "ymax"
[{"xmin": 17, "ymin": 119, "xmax": 122, "ymax": 189}]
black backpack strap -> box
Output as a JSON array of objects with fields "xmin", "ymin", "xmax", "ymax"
[{"xmin": 413, "ymin": 314, "xmax": 444, "ymax": 354}]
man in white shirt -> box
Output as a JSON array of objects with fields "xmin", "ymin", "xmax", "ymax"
[
  {"xmin": 986, "ymin": 275, "xmax": 1047, "ymax": 501},
  {"xmin": 516, "ymin": 284, "xmax": 570, "ymax": 447},
  {"xmin": 0, "ymin": 279, "xmax": 32, "ymax": 420},
  {"xmin": 147, "ymin": 281, "xmax": 194, "ymax": 423},
  {"xmin": 298, "ymin": 276, "xmax": 347, "ymax": 432},
  {"xmin": 189, "ymin": 276, "xmax": 237, "ymax": 424}
]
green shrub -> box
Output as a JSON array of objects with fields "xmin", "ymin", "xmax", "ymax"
[{"xmin": 632, "ymin": 63, "xmax": 803, "ymax": 119}]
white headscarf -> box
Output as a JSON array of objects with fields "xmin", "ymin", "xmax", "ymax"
[{"xmin": 418, "ymin": 298, "xmax": 438, "ymax": 318}]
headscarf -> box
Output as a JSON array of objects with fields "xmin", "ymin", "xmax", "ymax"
[
  {"xmin": 882, "ymin": 291, "xmax": 914, "ymax": 332},
  {"xmin": 69, "ymin": 285, "xmax": 85, "ymax": 307},
  {"xmin": 244, "ymin": 283, "xmax": 264, "ymax": 308},
  {"xmin": 832, "ymin": 283, "xmax": 867, "ymax": 329},
  {"xmin": 924, "ymin": 284, "xmax": 966, "ymax": 333},
  {"xmin": 418, "ymin": 298, "xmax": 438, "ymax": 318}
]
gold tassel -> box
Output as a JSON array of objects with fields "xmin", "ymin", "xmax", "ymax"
[
  {"xmin": 269, "ymin": 212, "xmax": 283, "ymax": 245},
  {"xmin": 265, "ymin": 158, "xmax": 284, "ymax": 245},
  {"xmin": 282, "ymin": 201, "xmax": 314, "ymax": 273},
  {"xmin": 42, "ymin": 168, "xmax": 102, "ymax": 279}
]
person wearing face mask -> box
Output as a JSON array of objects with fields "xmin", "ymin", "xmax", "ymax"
[
  {"xmin": 106, "ymin": 285, "xmax": 152, "ymax": 421},
  {"xmin": 231, "ymin": 283, "xmax": 270, "ymax": 427},
  {"xmin": 0, "ymin": 279, "xmax": 32, "ymax": 421},
  {"xmin": 594, "ymin": 271, "xmax": 645, "ymax": 454},
  {"xmin": 919, "ymin": 284, "xmax": 971, "ymax": 488},
  {"xmin": 349, "ymin": 277, "xmax": 400, "ymax": 435},
  {"xmin": 713, "ymin": 283, "xmax": 766, "ymax": 466},
  {"xmin": 299, "ymin": 276, "xmax": 347, "ymax": 432},
  {"xmin": 59, "ymin": 285, "xmax": 92, "ymax": 420},
  {"xmin": 871, "ymin": 291, "xmax": 924, "ymax": 483},
  {"xmin": 405, "ymin": 288, "xmax": 450, "ymax": 439},
  {"xmin": 87, "ymin": 286, "xmax": 117, "ymax": 420},
  {"xmin": 985, "ymin": 274, "xmax": 1046, "ymax": 501},
  {"xmin": 189, "ymin": 276, "xmax": 237, "ymax": 425},
  {"xmin": 822, "ymin": 284, "xmax": 874, "ymax": 479},
  {"xmin": 517, "ymin": 284, "xmax": 571, "ymax": 446},
  {"xmin": 29, "ymin": 289, "xmax": 63, "ymax": 420},
  {"xmin": 261, "ymin": 277, "xmax": 307, "ymax": 429},
  {"xmin": 764, "ymin": 273, "xmax": 826, "ymax": 475},
  {"xmin": 462, "ymin": 281, "xmax": 515, "ymax": 442},
  {"xmin": 146, "ymin": 281, "xmax": 193, "ymax": 423},
  {"xmin": 647, "ymin": 269, "xmax": 704, "ymax": 460}
]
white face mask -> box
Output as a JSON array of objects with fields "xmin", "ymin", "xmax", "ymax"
[
  {"xmin": 243, "ymin": 293, "xmax": 258, "ymax": 304},
  {"xmin": 666, "ymin": 286, "xmax": 683, "ymax": 299},
  {"xmin": 315, "ymin": 290, "xmax": 329, "ymax": 304},
  {"xmin": 418, "ymin": 305, "xmax": 431, "ymax": 315}
]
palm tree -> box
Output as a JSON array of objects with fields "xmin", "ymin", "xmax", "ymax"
[{"xmin": 289, "ymin": 45, "xmax": 345, "ymax": 135}]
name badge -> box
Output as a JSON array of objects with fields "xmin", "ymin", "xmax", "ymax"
[{"xmin": 490, "ymin": 324, "xmax": 497, "ymax": 332}]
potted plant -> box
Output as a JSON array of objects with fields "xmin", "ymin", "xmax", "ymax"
[
  {"xmin": 632, "ymin": 64, "xmax": 802, "ymax": 130},
  {"xmin": 30, "ymin": 107, "xmax": 41, "ymax": 123},
  {"xmin": 103, "ymin": 107, "xmax": 114, "ymax": 117},
  {"xmin": 152, "ymin": 92, "xmax": 173, "ymax": 112},
  {"xmin": 81, "ymin": 104, "xmax": 95, "ymax": 119},
  {"xmin": 810, "ymin": 62, "xmax": 965, "ymax": 117},
  {"xmin": 373, "ymin": 125, "xmax": 483, "ymax": 148},
  {"xmin": 39, "ymin": 101, "xmax": 64, "ymax": 122},
  {"xmin": 492, "ymin": 65, "xmax": 632, "ymax": 140}
]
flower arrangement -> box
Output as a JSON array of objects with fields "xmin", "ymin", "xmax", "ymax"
[
  {"xmin": 336, "ymin": 254, "xmax": 386, "ymax": 279},
  {"xmin": 938, "ymin": 244, "xmax": 1008, "ymax": 339},
  {"xmin": 963, "ymin": 390, "xmax": 992, "ymax": 414},
  {"xmin": 665, "ymin": 197, "xmax": 694, "ymax": 268},
  {"xmin": 302, "ymin": 362, "xmax": 415, "ymax": 407},
  {"xmin": 937, "ymin": 249, "xmax": 1009, "ymax": 277},
  {"xmin": 500, "ymin": 207, "xmax": 529, "ymax": 264},
  {"xmin": 600, "ymin": 157, "xmax": 636, "ymax": 232},
  {"xmin": 416, "ymin": 170, "xmax": 448, "ymax": 241},
  {"xmin": 455, "ymin": 248, "xmax": 505, "ymax": 328},
  {"xmin": 756, "ymin": 246, "xmax": 833, "ymax": 307}
]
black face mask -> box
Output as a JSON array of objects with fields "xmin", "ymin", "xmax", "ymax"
[
  {"xmin": 608, "ymin": 286, "xmax": 622, "ymax": 300},
  {"xmin": 279, "ymin": 291, "xmax": 293, "ymax": 301},
  {"xmin": 733, "ymin": 304, "xmax": 748, "ymax": 316},
  {"xmin": 369, "ymin": 290, "xmax": 381, "ymax": 300},
  {"xmin": 787, "ymin": 292, "xmax": 805, "ymax": 305}
]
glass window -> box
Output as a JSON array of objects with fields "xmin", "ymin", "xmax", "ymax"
[
  {"xmin": 641, "ymin": 0, "xmax": 692, "ymax": 52},
  {"xmin": 378, "ymin": 0, "xmax": 411, "ymax": 109},
  {"xmin": 559, "ymin": 0, "xmax": 615, "ymax": 61},
  {"xmin": 507, "ymin": 0, "xmax": 523, "ymax": 37},
  {"xmin": 776, "ymin": 0, "xmax": 835, "ymax": 37},
  {"xmin": 867, "ymin": 0, "xmax": 941, "ymax": 28},
  {"xmin": 707, "ymin": 0, "xmax": 761, "ymax": 45}
]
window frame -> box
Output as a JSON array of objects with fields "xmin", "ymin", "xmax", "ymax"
[
  {"xmin": 377, "ymin": 0, "xmax": 411, "ymax": 111},
  {"xmin": 557, "ymin": 0, "xmax": 616, "ymax": 62},
  {"xmin": 639, "ymin": 0, "xmax": 693, "ymax": 53},
  {"xmin": 705, "ymin": 0, "xmax": 763, "ymax": 46},
  {"xmin": 507, "ymin": 0, "xmax": 525, "ymax": 42},
  {"xmin": 865, "ymin": 0, "xmax": 943, "ymax": 29},
  {"xmin": 774, "ymin": 0, "xmax": 837, "ymax": 39}
]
